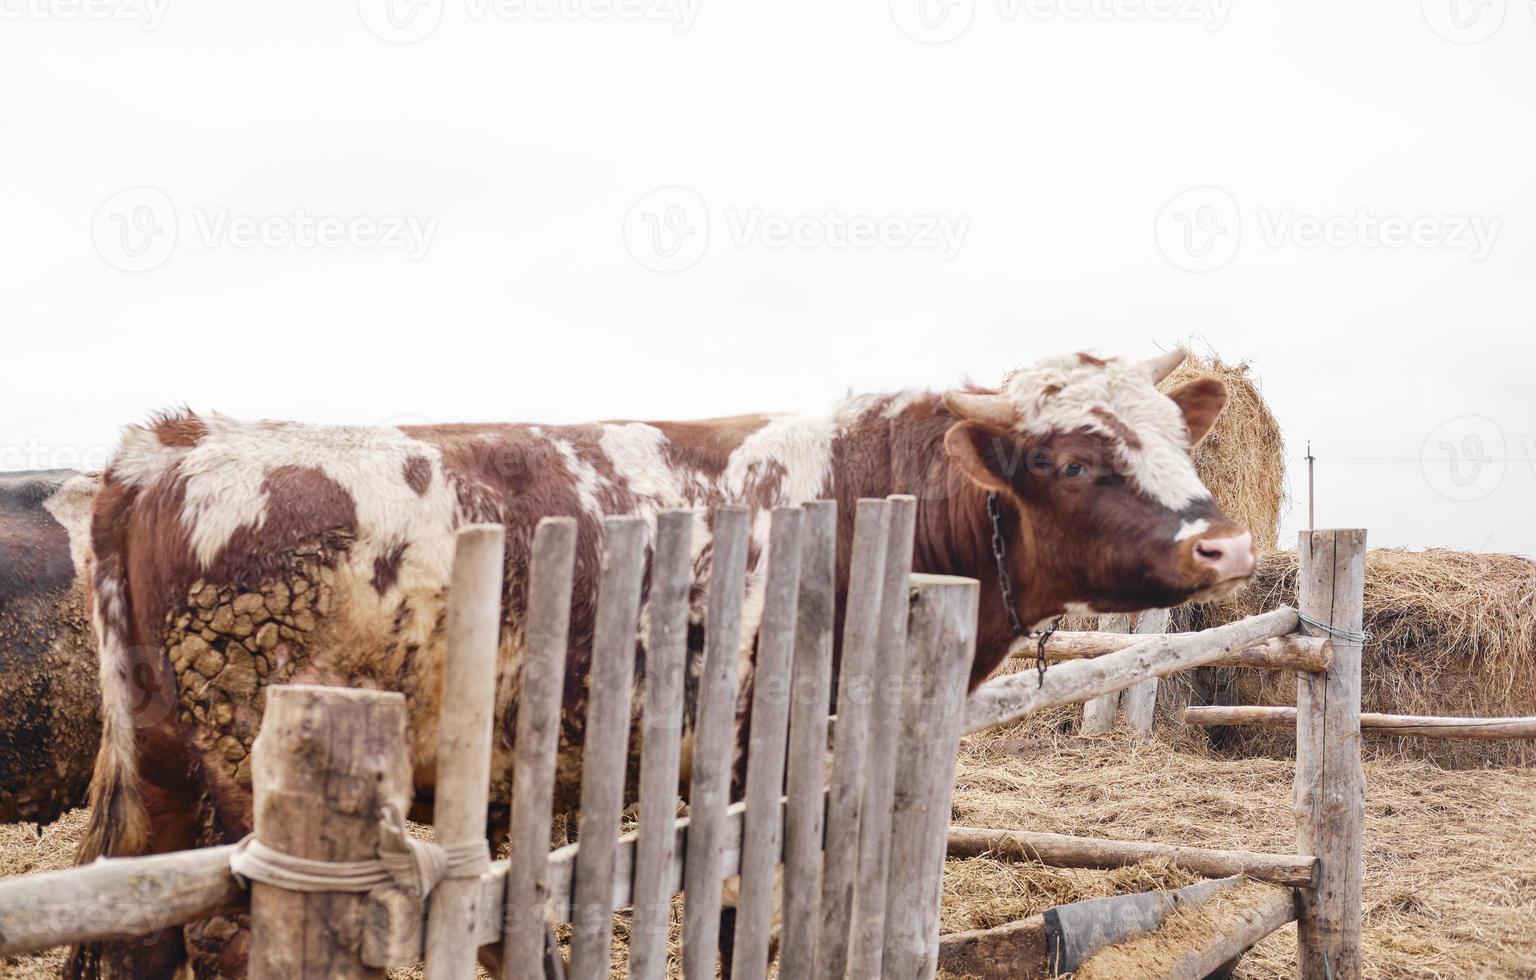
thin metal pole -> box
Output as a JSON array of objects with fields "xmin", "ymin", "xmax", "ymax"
[{"xmin": 1306, "ymin": 441, "xmax": 1315, "ymax": 530}]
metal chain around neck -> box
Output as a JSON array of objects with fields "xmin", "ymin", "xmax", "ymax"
[{"xmin": 986, "ymin": 492, "xmax": 1060, "ymax": 688}]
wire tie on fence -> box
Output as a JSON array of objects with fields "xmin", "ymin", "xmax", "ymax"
[
  {"xmin": 228, "ymin": 803, "xmax": 491, "ymax": 899},
  {"xmin": 1296, "ymin": 612, "xmax": 1371, "ymax": 645}
]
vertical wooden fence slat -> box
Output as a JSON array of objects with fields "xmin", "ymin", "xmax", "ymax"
[
  {"xmin": 730, "ymin": 508, "xmax": 805, "ymax": 980},
  {"xmin": 1079, "ymin": 613, "xmax": 1132, "ymax": 734},
  {"xmin": 248, "ymin": 685, "xmax": 412, "ymax": 980},
  {"xmin": 882, "ymin": 574, "xmax": 979, "ymax": 980},
  {"xmin": 846, "ymin": 493, "xmax": 918, "ymax": 978},
  {"xmin": 813, "ymin": 498, "xmax": 892, "ymax": 980},
  {"xmin": 776, "ymin": 500, "xmax": 837, "ymax": 980},
  {"xmin": 681, "ymin": 506, "xmax": 751, "ymax": 980},
  {"xmin": 425, "ymin": 525, "xmax": 507, "ymax": 979},
  {"xmin": 1120, "ymin": 608, "xmax": 1170, "ymax": 734},
  {"xmin": 501, "ymin": 518, "xmax": 578, "ymax": 980},
  {"xmin": 568, "ymin": 516, "xmax": 649, "ymax": 980},
  {"xmin": 627, "ymin": 510, "xmax": 695, "ymax": 980},
  {"xmin": 1295, "ymin": 528, "xmax": 1366, "ymax": 980}
]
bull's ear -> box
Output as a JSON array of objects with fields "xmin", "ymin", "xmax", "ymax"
[
  {"xmin": 1167, "ymin": 377, "xmax": 1227, "ymax": 445},
  {"xmin": 944, "ymin": 421, "xmax": 1020, "ymax": 494}
]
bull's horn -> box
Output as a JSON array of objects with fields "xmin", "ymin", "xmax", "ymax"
[
  {"xmin": 1143, "ymin": 346, "xmax": 1187, "ymax": 384},
  {"xmin": 943, "ymin": 390, "xmax": 1015, "ymax": 428}
]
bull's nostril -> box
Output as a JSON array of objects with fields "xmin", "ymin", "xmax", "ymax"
[{"xmin": 1195, "ymin": 543, "xmax": 1222, "ymax": 562}]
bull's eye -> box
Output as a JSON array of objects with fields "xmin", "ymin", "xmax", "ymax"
[{"xmin": 1061, "ymin": 461, "xmax": 1088, "ymax": 478}]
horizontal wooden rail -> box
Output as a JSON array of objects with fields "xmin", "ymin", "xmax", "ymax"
[
  {"xmin": 0, "ymin": 844, "xmax": 243, "ymax": 955},
  {"xmin": 947, "ymin": 827, "xmax": 1317, "ymax": 887},
  {"xmin": 965, "ymin": 607, "xmax": 1300, "ymax": 734},
  {"xmin": 1013, "ymin": 630, "xmax": 1332, "ymax": 672},
  {"xmin": 1183, "ymin": 706, "xmax": 1536, "ymax": 740}
]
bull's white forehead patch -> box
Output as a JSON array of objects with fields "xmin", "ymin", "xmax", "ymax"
[{"xmin": 1000, "ymin": 353, "xmax": 1210, "ymax": 512}]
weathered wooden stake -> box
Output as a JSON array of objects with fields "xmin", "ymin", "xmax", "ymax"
[
  {"xmin": 502, "ymin": 518, "xmax": 577, "ymax": 980},
  {"xmin": 847, "ymin": 494, "xmax": 918, "ymax": 978},
  {"xmin": 882, "ymin": 573, "xmax": 979, "ymax": 980},
  {"xmin": 813, "ymin": 499, "xmax": 890, "ymax": 980},
  {"xmin": 777, "ymin": 500, "xmax": 837, "ymax": 980},
  {"xmin": 568, "ymin": 517, "xmax": 648, "ymax": 980},
  {"xmin": 1295, "ymin": 528, "xmax": 1366, "ymax": 980},
  {"xmin": 681, "ymin": 506, "xmax": 751, "ymax": 980},
  {"xmin": 1079, "ymin": 613, "xmax": 1131, "ymax": 735},
  {"xmin": 425, "ymin": 525, "xmax": 505, "ymax": 979},
  {"xmin": 731, "ymin": 508, "xmax": 804, "ymax": 980},
  {"xmin": 248, "ymin": 685, "xmax": 412, "ymax": 980},
  {"xmin": 1120, "ymin": 609, "xmax": 1170, "ymax": 733},
  {"xmin": 627, "ymin": 510, "xmax": 694, "ymax": 980}
]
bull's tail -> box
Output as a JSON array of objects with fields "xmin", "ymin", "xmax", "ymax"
[{"xmin": 66, "ymin": 443, "xmax": 168, "ymax": 979}]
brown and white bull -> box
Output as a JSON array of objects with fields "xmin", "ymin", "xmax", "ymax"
[
  {"xmin": 0, "ymin": 469, "xmax": 101, "ymax": 826},
  {"xmin": 71, "ymin": 348, "xmax": 1253, "ymax": 978}
]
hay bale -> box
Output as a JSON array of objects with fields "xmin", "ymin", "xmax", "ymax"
[{"xmin": 1177, "ymin": 548, "xmax": 1536, "ymax": 767}]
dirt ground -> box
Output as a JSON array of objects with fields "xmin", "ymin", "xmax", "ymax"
[{"xmin": 5, "ymin": 726, "xmax": 1535, "ymax": 979}]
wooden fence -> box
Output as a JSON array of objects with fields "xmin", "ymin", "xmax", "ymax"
[
  {"xmin": 0, "ymin": 497, "xmax": 979, "ymax": 979},
  {"xmin": 953, "ymin": 529, "xmax": 1369, "ymax": 979},
  {"xmin": 0, "ymin": 521, "xmax": 1384, "ymax": 978}
]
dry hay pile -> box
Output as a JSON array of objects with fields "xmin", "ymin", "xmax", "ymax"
[
  {"xmin": 1178, "ymin": 548, "xmax": 1536, "ymax": 768},
  {"xmin": 944, "ymin": 728, "xmax": 1536, "ymax": 978}
]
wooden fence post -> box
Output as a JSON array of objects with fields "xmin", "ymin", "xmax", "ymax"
[
  {"xmin": 1079, "ymin": 614, "xmax": 1131, "ymax": 734},
  {"xmin": 814, "ymin": 499, "xmax": 891, "ymax": 980},
  {"xmin": 731, "ymin": 507, "xmax": 804, "ymax": 980},
  {"xmin": 1121, "ymin": 609, "xmax": 1170, "ymax": 733},
  {"xmin": 569, "ymin": 516, "xmax": 649, "ymax": 980},
  {"xmin": 628, "ymin": 510, "xmax": 695, "ymax": 980},
  {"xmin": 501, "ymin": 518, "xmax": 578, "ymax": 980},
  {"xmin": 847, "ymin": 494, "xmax": 918, "ymax": 979},
  {"xmin": 1295, "ymin": 529, "xmax": 1366, "ymax": 980},
  {"xmin": 681, "ymin": 506, "xmax": 751, "ymax": 980},
  {"xmin": 777, "ymin": 500, "xmax": 837, "ymax": 980},
  {"xmin": 248, "ymin": 685, "xmax": 412, "ymax": 980},
  {"xmin": 425, "ymin": 525, "xmax": 505, "ymax": 979},
  {"xmin": 882, "ymin": 573, "xmax": 979, "ymax": 980}
]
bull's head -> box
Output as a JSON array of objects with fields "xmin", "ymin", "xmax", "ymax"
[{"xmin": 942, "ymin": 348, "xmax": 1254, "ymax": 619}]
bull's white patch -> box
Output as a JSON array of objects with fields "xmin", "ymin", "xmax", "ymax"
[
  {"xmin": 1175, "ymin": 517, "xmax": 1210, "ymax": 542},
  {"xmin": 1001, "ymin": 354, "xmax": 1211, "ymax": 512},
  {"xmin": 535, "ymin": 428, "xmax": 609, "ymax": 520}
]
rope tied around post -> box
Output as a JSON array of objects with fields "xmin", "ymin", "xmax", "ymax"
[{"xmin": 229, "ymin": 803, "xmax": 490, "ymax": 898}]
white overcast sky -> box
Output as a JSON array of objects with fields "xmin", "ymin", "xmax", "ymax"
[{"xmin": 2, "ymin": 0, "xmax": 1533, "ymax": 554}]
